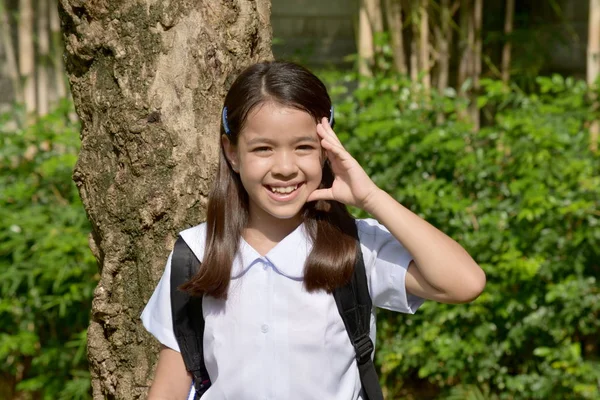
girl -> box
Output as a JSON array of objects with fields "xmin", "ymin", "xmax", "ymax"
[{"xmin": 141, "ymin": 61, "xmax": 486, "ymax": 400}]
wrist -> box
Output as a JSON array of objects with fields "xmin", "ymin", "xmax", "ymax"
[{"xmin": 360, "ymin": 187, "xmax": 388, "ymax": 216}]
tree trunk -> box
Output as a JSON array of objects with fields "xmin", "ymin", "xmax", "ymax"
[
  {"xmin": 367, "ymin": 0, "xmax": 384, "ymax": 71},
  {"xmin": 384, "ymin": 0, "xmax": 407, "ymax": 75},
  {"xmin": 419, "ymin": 0, "xmax": 430, "ymax": 91},
  {"xmin": 50, "ymin": 1, "xmax": 67, "ymax": 104},
  {"xmin": 365, "ymin": 0, "xmax": 384, "ymax": 34},
  {"xmin": 434, "ymin": 0, "xmax": 452, "ymax": 123},
  {"xmin": 19, "ymin": 0, "xmax": 36, "ymax": 117},
  {"xmin": 59, "ymin": 1, "xmax": 273, "ymax": 399},
  {"xmin": 436, "ymin": 0, "xmax": 451, "ymax": 92},
  {"xmin": 409, "ymin": 0, "xmax": 419, "ymax": 83},
  {"xmin": 358, "ymin": 0, "xmax": 375, "ymax": 77},
  {"xmin": 501, "ymin": 0, "xmax": 514, "ymax": 84},
  {"xmin": 588, "ymin": 0, "xmax": 600, "ymax": 152},
  {"xmin": 0, "ymin": 0, "xmax": 22, "ymax": 104},
  {"xmin": 37, "ymin": 0, "xmax": 50, "ymax": 116},
  {"xmin": 358, "ymin": 0, "xmax": 383, "ymax": 77},
  {"xmin": 470, "ymin": 0, "xmax": 482, "ymax": 130},
  {"xmin": 457, "ymin": 0, "xmax": 472, "ymax": 90}
]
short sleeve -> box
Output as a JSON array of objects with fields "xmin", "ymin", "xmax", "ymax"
[
  {"xmin": 140, "ymin": 252, "xmax": 181, "ymax": 352},
  {"xmin": 357, "ymin": 218, "xmax": 425, "ymax": 313}
]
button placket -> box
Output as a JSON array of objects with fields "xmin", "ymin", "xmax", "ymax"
[
  {"xmin": 261, "ymin": 259, "xmax": 271, "ymax": 334},
  {"xmin": 265, "ymin": 256, "xmax": 275, "ymax": 396},
  {"xmin": 261, "ymin": 257, "xmax": 270, "ymax": 270}
]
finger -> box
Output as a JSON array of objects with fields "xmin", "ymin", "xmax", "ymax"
[
  {"xmin": 320, "ymin": 136, "xmax": 349, "ymax": 160},
  {"xmin": 316, "ymin": 121, "xmax": 332, "ymax": 140},
  {"xmin": 317, "ymin": 121, "xmax": 341, "ymax": 145},
  {"xmin": 320, "ymin": 118, "xmax": 343, "ymax": 145},
  {"xmin": 307, "ymin": 188, "xmax": 334, "ymax": 203},
  {"xmin": 320, "ymin": 144, "xmax": 343, "ymax": 164},
  {"xmin": 317, "ymin": 122, "xmax": 339, "ymax": 142},
  {"xmin": 320, "ymin": 129, "xmax": 346, "ymax": 155}
]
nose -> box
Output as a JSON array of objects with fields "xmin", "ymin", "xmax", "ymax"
[{"xmin": 271, "ymin": 150, "xmax": 298, "ymax": 177}]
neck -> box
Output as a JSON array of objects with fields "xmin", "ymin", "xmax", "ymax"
[
  {"xmin": 243, "ymin": 213, "xmax": 303, "ymax": 256},
  {"xmin": 246, "ymin": 214, "xmax": 302, "ymax": 240}
]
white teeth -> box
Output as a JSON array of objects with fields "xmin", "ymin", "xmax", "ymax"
[{"xmin": 270, "ymin": 184, "xmax": 298, "ymax": 194}]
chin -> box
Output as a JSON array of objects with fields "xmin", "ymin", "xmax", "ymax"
[{"xmin": 265, "ymin": 208, "xmax": 304, "ymax": 221}]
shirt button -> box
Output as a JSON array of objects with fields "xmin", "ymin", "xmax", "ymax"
[{"xmin": 261, "ymin": 324, "xmax": 269, "ymax": 333}]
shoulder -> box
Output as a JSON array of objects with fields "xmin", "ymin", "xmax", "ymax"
[
  {"xmin": 354, "ymin": 218, "xmax": 422, "ymax": 313},
  {"xmin": 178, "ymin": 222, "xmax": 208, "ymax": 263},
  {"xmin": 355, "ymin": 218, "xmax": 392, "ymax": 241},
  {"xmin": 355, "ymin": 218, "xmax": 410, "ymax": 261}
]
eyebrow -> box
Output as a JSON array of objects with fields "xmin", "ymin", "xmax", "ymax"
[{"xmin": 246, "ymin": 136, "xmax": 319, "ymax": 146}]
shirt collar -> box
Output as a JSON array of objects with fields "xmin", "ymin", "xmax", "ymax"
[{"xmin": 231, "ymin": 223, "xmax": 313, "ymax": 280}]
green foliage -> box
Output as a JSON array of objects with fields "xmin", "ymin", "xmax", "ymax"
[
  {"xmin": 1, "ymin": 65, "xmax": 598, "ymax": 400},
  {"xmin": 321, "ymin": 70, "xmax": 600, "ymax": 399},
  {"xmin": 0, "ymin": 103, "xmax": 96, "ymax": 399}
]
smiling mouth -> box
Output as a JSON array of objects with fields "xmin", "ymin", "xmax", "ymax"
[{"xmin": 266, "ymin": 183, "xmax": 303, "ymax": 194}]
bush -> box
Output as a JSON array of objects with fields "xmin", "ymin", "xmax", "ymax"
[
  {"xmin": 322, "ymin": 71, "xmax": 600, "ymax": 399},
  {"xmin": 0, "ymin": 103, "xmax": 96, "ymax": 400},
  {"xmin": 1, "ymin": 72, "xmax": 598, "ymax": 399}
]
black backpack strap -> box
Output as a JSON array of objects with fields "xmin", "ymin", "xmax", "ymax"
[
  {"xmin": 333, "ymin": 224, "xmax": 384, "ymax": 400},
  {"xmin": 170, "ymin": 236, "xmax": 211, "ymax": 399}
]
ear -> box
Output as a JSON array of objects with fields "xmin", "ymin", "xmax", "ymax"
[{"xmin": 222, "ymin": 135, "xmax": 239, "ymax": 173}]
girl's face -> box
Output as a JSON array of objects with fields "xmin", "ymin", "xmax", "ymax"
[{"xmin": 223, "ymin": 102, "xmax": 324, "ymax": 228}]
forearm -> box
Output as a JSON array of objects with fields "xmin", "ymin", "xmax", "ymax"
[{"xmin": 363, "ymin": 189, "xmax": 486, "ymax": 303}]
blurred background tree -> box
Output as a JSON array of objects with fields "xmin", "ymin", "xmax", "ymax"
[
  {"xmin": 0, "ymin": 0, "xmax": 68, "ymax": 125},
  {"xmin": 0, "ymin": 0, "xmax": 598, "ymax": 399}
]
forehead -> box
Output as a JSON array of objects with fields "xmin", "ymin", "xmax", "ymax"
[{"xmin": 240, "ymin": 102, "xmax": 317, "ymax": 140}]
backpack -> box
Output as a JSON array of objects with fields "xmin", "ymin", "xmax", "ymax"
[{"xmin": 169, "ymin": 225, "xmax": 384, "ymax": 400}]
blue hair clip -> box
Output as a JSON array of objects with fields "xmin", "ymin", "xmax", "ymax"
[
  {"xmin": 222, "ymin": 106, "xmax": 231, "ymax": 135},
  {"xmin": 329, "ymin": 106, "xmax": 334, "ymax": 127}
]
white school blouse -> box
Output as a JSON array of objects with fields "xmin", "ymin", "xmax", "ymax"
[{"xmin": 141, "ymin": 218, "xmax": 424, "ymax": 400}]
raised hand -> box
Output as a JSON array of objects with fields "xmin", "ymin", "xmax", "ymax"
[{"xmin": 307, "ymin": 117, "xmax": 380, "ymax": 209}]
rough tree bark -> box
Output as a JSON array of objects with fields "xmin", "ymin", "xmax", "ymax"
[{"xmin": 59, "ymin": 1, "xmax": 273, "ymax": 399}]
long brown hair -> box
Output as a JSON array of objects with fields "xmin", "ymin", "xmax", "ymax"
[{"xmin": 181, "ymin": 61, "xmax": 357, "ymax": 299}]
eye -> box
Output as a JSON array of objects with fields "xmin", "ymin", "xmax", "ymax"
[
  {"xmin": 252, "ymin": 146, "xmax": 270, "ymax": 153},
  {"xmin": 297, "ymin": 144, "xmax": 316, "ymax": 151}
]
